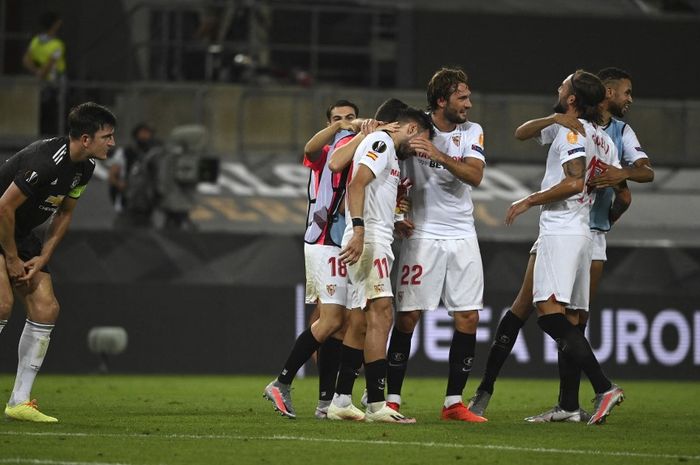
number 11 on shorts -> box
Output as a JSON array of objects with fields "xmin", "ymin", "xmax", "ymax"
[{"xmin": 373, "ymin": 257, "xmax": 389, "ymax": 278}]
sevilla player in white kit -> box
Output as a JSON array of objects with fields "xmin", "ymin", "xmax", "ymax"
[
  {"xmin": 504, "ymin": 70, "xmax": 625, "ymax": 425},
  {"xmin": 327, "ymin": 107, "xmax": 433, "ymax": 424},
  {"xmin": 469, "ymin": 68, "xmax": 652, "ymax": 423},
  {"xmin": 385, "ymin": 67, "xmax": 488, "ymax": 422},
  {"xmin": 263, "ymin": 100, "xmax": 358, "ymax": 420}
]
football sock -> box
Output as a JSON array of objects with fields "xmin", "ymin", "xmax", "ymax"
[
  {"xmin": 9, "ymin": 320, "xmax": 54, "ymax": 406},
  {"xmin": 317, "ymin": 337, "xmax": 343, "ymax": 401},
  {"xmin": 558, "ymin": 323, "xmax": 586, "ymax": 411},
  {"xmin": 386, "ymin": 327, "xmax": 412, "ymax": 397},
  {"xmin": 446, "ymin": 329, "xmax": 475, "ymax": 397},
  {"xmin": 277, "ymin": 328, "xmax": 321, "ymax": 385},
  {"xmin": 335, "ymin": 345, "xmax": 363, "ymax": 395},
  {"xmin": 316, "ymin": 399, "xmax": 331, "ymax": 411},
  {"xmin": 332, "ymin": 393, "xmax": 352, "ymax": 408},
  {"xmin": 478, "ymin": 310, "xmax": 524, "ymax": 394},
  {"xmin": 0, "ymin": 319, "xmax": 7, "ymax": 336},
  {"xmin": 364, "ymin": 359, "xmax": 388, "ymax": 404},
  {"xmin": 538, "ymin": 314, "xmax": 612, "ymax": 394}
]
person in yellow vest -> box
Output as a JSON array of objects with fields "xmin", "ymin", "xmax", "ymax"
[{"xmin": 22, "ymin": 12, "xmax": 66, "ymax": 136}]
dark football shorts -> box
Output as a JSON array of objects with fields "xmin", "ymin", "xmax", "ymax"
[{"xmin": 0, "ymin": 233, "xmax": 50, "ymax": 273}]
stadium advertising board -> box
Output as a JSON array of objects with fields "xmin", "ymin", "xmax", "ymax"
[{"xmin": 293, "ymin": 286, "xmax": 699, "ymax": 380}]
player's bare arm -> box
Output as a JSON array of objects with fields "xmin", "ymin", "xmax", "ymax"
[
  {"xmin": 588, "ymin": 157, "xmax": 654, "ymax": 188},
  {"xmin": 329, "ymin": 133, "xmax": 363, "ymax": 173},
  {"xmin": 505, "ymin": 156, "xmax": 586, "ymax": 225},
  {"xmin": 327, "ymin": 120, "xmax": 379, "ymax": 173},
  {"xmin": 303, "ymin": 120, "xmax": 345, "ymax": 162},
  {"xmin": 514, "ymin": 114, "xmax": 585, "ymax": 141},
  {"xmin": 339, "ymin": 165, "xmax": 374, "ymax": 265},
  {"xmin": 0, "ymin": 183, "xmax": 29, "ymax": 284},
  {"xmin": 409, "ymin": 136, "xmax": 484, "ymax": 187},
  {"xmin": 329, "ymin": 121, "xmax": 400, "ymax": 173},
  {"xmin": 609, "ymin": 182, "xmax": 632, "ymax": 225},
  {"xmin": 20, "ymin": 197, "xmax": 78, "ymax": 283}
]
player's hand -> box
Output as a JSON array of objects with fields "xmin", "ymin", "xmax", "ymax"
[
  {"xmin": 358, "ymin": 118, "xmax": 378, "ymax": 135},
  {"xmin": 394, "ymin": 219, "xmax": 414, "ymax": 238},
  {"xmin": 375, "ymin": 121, "xmax": 400, "ymax": 134},
  {"xmin": 409, "ymin": 137, "xmax": 441, "ymax": 161},
  {"xmin": 5, "ymin": 256, "xmax": 28, "ymax": 287},
  {"xmin": 553, "ymin": 113, "xmax": 585, "ymax": 135},
  {"xmin": 340, "ymin": 233, "xmax": 364, "ymax": 265},
  {"xmin": 397, "ymin": 197, "xmax": 411, "ymax": 214},
  {"xmin": 505, "ymin": 197, "xmax": 532, "ymax": 225},
  {"xmin": 18, "ymin": 255, "xmax": 47, "ymax": 284},
  {"xmin": 341, "ymin": 119, "xmax": 359, "ymax": 131},
  {"xmin": 588, "ymin": 165, "xmax": 627, "ymax": 188}
]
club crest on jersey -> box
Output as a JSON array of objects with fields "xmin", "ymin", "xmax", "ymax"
[
  {"xmin": 24, "ymin": 170, "xmax": 39, "ymax": 185},
  {"xmin": 566, "ymin": 131, "xmax": 578, "ymax": 144},
  {"xmin": 374, "ymin": 283, "xmax": 384, "ymax": 293},
  {"xmin": 451, "ymin": 135, "xmax": 461, "ymax": 147},
  {"xmin": 371, "ymin": 140, "xmax": 387, "ymax": 153},
  {"xmin": 326, "ymin": 284, "xmax": 337, "ymax": 296}
]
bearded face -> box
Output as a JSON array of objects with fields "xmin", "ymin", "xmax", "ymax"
[
  {"xmin": 607, "ymin": 99, "xmax": 626, "ymax": 118},
  {"xmin": 443, "ymin": 100, "xmax": 468, "ymax": 125},
  {"xmin": 606, "ymin": 78, "xmax": 633, "ymax": 119},
  {"xmin": 553, "ymin": 93, "xmax": 569, "ymax": 114},
  {"xmin": 396, "ymin": 140, "xmax": 416, "ymax": 160}
]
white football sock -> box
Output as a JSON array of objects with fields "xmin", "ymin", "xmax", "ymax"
[
  {"xmin": 386, "ymin": 394, "xmax": 402, "ymax": 405},
  {"xmin": 8, "ymin": 320, "xmax": 54, "ymax": 407},
  {"xmin": 332, "ymin": 393, "xmax": 352, "ymax": 408},
  {"xmin": 367, "ymin": 401, "xmax": 385, "ymax": 413},
  {"xmin": 444, "ymin": 395, "xmax": 462, "ymax": 408}
]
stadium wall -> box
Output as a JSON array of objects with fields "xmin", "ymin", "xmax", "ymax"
[{"xmin": 0, "ymin": 230, "xmax": 697, "ymax": 379}]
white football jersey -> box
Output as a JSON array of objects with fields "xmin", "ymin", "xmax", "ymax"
[
  {"xmin": 402, "ymin": 121, "xmax": 485, "ymax": 239},
  {"xmin": 342, "ymin": 131, "xmax": 401, "ymax": 245},
  {"xmin": 537, "ymin": 120, "xmax": 620, "ymax": 236}
]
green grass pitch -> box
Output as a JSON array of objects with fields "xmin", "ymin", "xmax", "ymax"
[{"xmin": 1, "ymin": 375, "xmax": 698, "ymax": 465}]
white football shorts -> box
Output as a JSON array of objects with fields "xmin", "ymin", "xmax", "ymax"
[
  {"xmin": 304, "ymin": 243, "xmax": 349, "ymax": 306},
  {"xmin": 395, "ymin": 237, "xmax": 483, "ymax": 312},
  {"xmin": 591, "ymin": 230, "xmax": 607, "ymax": 261},
  {"xmin": 532, "ymin": 232, "xmax": 605, "ymax": 262},
  {"xmin": 347, "ymin": 241, "xmax": 394, "ymax": 310},
  {"xmin": 533, "ymin": 234, "xmax": 592, "ymax": 311}
]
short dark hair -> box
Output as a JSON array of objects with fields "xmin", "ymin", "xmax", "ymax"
[
  {"xmin": 396, "ymin": 107, "xmax": 435, "ymax": 140},
  {"xmin": 326, "ymin": 99, "xmax": 359, "ymax": 121},
  {"xmin": 131, "ymin": 122, "xmax": 154, "ymax": 139},
  {"xmin": 40, "ymin": 12, "xmax": 61, "ymax": 31},
  {"xmin": 374, "ymin": 98, "xmax": 408, "ymax": 122},
  {"xmin": 570, "ymin": 70, "xmax": 606, "ymax": 124},
  {"xmin": 427, "ymin": 67, "xmax": 468, "ymax": 112},
  {"xmin": 68, "ymin": 102, "xmax": 117, "ymax": 139},
  {"xmin": 597, "ymin": 67, "xmax": 632, "ymax": 85}
]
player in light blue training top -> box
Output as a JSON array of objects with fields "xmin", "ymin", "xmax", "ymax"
[{"xmin": 468, "ymin": 67, "xmax": 654, "ymax": 423}]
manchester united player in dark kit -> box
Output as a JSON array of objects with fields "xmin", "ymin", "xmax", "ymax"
[{"xmin": 0, "ymin": 102, "xmax": 116, "ymax": 422}]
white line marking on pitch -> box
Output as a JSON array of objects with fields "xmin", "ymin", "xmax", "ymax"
[
  {"xmin": 0, "ymin": 459, "xmax": 133, "ymax": 465},
  {"xmin": 2, "ymin": 431, "xmax": 698, "ymax": 462}
]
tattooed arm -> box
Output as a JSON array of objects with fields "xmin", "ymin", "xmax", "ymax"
[{"xmin": 506, "ymin": 157, "xmax": 586, "ymax": 225}]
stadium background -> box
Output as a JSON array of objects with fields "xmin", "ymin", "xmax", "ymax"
[{"xmin": 0, "ymin": 0, "xmax": 698, "ymax": 380}]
